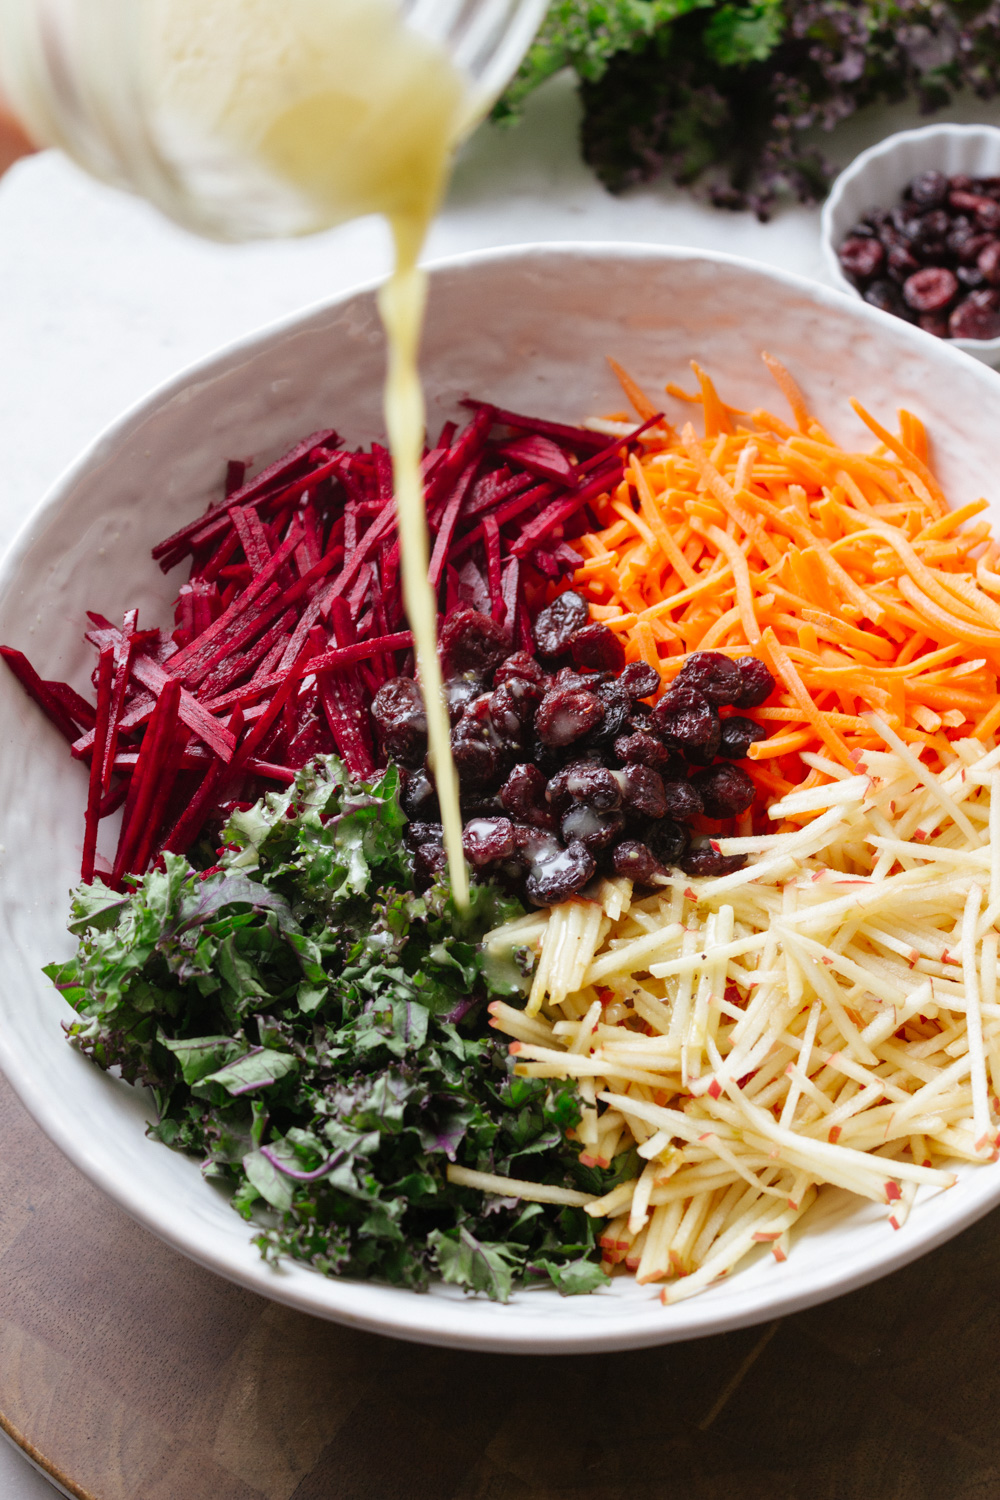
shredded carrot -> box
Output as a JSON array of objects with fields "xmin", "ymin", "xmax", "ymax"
[{"xmin": 570, "ymin": 354, "xmax": 1000, "ymax": 777}]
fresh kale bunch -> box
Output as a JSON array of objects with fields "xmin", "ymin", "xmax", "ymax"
[
  {"xmin": 496, "ymin": 0, "xmax": 1000, "ymax": 216},
  {"xmin": 47, "ymin": 759, "xmax": 620, "ymax": 1300}
]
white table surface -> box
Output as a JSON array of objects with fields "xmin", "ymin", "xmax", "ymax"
[{"xmin": 1, "ymin": 68, "xmax": 999, "ymax": 1499}]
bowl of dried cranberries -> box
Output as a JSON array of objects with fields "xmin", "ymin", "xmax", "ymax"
[{"xmin": 821, "ymin": 123, "xmax": 1000, "ymax": 366}]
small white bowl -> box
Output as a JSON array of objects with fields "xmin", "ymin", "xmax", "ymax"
[{"xmin": 821, "ymin": 122, "xmax": 1000, "ymax": 366}]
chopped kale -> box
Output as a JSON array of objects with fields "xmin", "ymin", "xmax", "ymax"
[{"xmin": 46, "ymin": 757, "xmax": 613, "ymax": 1300}]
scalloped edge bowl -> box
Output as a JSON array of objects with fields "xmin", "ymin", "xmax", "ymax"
[
  {"xmin": 821, "ymin": 122, "xmax": 1000, "ymax": 366},
  {"xmin": 3, "ymin": 243, "xmax": 1000, "ymax": 1353}
]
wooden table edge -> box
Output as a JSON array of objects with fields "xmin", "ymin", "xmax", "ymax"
[{"xmin": 0, "ymin": 1406, "xmax": 98, "ymax": 1500}]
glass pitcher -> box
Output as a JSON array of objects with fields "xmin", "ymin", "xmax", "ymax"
[{"xmin": 0, "ymin": 0, "xmax": 547, "ymax": 240}]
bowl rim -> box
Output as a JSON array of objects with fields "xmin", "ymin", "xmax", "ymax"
[
  {"xmin": 4, "ymin": 238, "xmax": 1000, "ymax": 1353},
  {"xmin": 820, "ymin": 121, "xmax": 1000, "ymax": 356}
]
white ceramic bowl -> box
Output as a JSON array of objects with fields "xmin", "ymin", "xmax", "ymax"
[
  {"xmin": 821, "ymin": 122, "xmax": 1000, "ymax": 366},
  {"xmin": 3, "ymin": 243, "xmax": 1000, "ymax": 1354}
]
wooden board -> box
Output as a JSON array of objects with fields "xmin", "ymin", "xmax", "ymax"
[{"xmin": 3, "ymin": 1068, "xmax": 1000, "ymax": 1500}]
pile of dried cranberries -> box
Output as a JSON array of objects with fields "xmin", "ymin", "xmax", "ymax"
[
  {"xmin": 371, "ymin": 594, "xmax": 775, "ymax": 906},
  {"xmin": 837, "ymin": 170, "xmax": 1000, "ymax": 341}
]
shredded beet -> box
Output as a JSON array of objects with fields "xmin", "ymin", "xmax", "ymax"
[{"xmin": 2, "ymin": 403, "xmax": 654, "ymax": 888}]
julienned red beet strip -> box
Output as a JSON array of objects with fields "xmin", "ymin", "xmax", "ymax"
[
  {"xmin": 44, "ymin": 680, "xmax": 97, "ymax": 732},
  {"xmin": 225, "ymin": 459, "xmax": 247, "ymax": 497},
  {"xmin": 448, "ymin": 479, "xmax": 554, "ymax": 562},
  {"xmin": 346, "ymin": 563, "xmax": 373, "ymax": 622},
  {"xmin": 197, "ymin": 608, "xmax": 296, "ymax": 702},
  {"xmin": 500, "ymin": 557, "xmax": 520, "ymax": 633},
  {"xmin": 298, "ymin": 631, "xmax": 412, "ymax": 678},
  {"xmin": 372, "ymin": 443, "xmax": 393, "ymax": 501},
  {"xmin": 179, "ymin": 583, "xmax": 284, "ymax": 688},
  {"xmin": 463, "ymin": 467, "xmax": 534, "ymax": 521},
  {"xmin": 152, "ymin": 430, "xmax": 337, "ymax": 566},
  {"xmin": 482, "ymin": 514, "xmax": 503, "ymax": 620},
  {"xmin": 166, "ymin": 456, "xmax": 341, "ymax": 566},
  {"xmin": 71, "ymin": 689, "xmax": 154, "ymax": 762},
  {"xmin": 0, "ymin": 648, "xmax": 79, "ymax": 743},
  {"xmin": 428, "ymin": 456, "xmax": 481, "ymax": 591},
  {"xmin": 99, "ymin": 781, "xmax": 128, "ymax": 820},
  {"xmin": 166, "ymin": 521, "xmax": 303, "ymax": 675},
  {"xmin": 131, "ymin": 716, "xmax": 188, "ymax": 876},
  {"xmin": 510, "ymin": 462, "xmax": 629, "ymax": 559},
  {"xmin": 498, "ymin": 434, "xmax": 578, "ymax": 488},
  {"xmin": 101, "ymin": 608, "xmax": 139, "ymax": 793},
  {"xmin": 325, "ymin": 501, "xmax": 397, "ymax": 602},
  {"xmin": 460, "ymin": 399, "xmax": 609, "ymax": 453},
  {"xmin": 112, "ymin": 676, "xmax": 181, "ymax": 884},
  {"xmin": 231, "ymin": 506, "xmax": 272, "ymax": 571},
  {"xmin": 227, "ymin": 640, "xmax": 316, "ymax": 783},
  {"xmin": 82, "ymin": 646, "xmax": 115, "ymax": 883},
  {"xmin": 319, "ymin": 610, "xmax": 375, "ymax": 778},
  {"xmin": 86, "ymin": 623, "xmax": 235, "ymax": 762},
  {"xmin": 424, "ymin": 405, "xmax": 493, "ymax": 520}
]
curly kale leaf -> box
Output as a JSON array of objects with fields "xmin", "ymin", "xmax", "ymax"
[{"xmin": 51, "ymin": 757, "xmax": 613, "ymax": 1301}]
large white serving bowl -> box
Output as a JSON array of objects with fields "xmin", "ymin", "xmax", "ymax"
[{"xmin": 2, "ymin": 243, "xmax": 1000, "ymax": 1354}]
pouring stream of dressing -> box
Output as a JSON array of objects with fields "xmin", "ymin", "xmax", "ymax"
[{"xmin": 150, "ymin": 0, "xmax": 473, "ymax": 901}]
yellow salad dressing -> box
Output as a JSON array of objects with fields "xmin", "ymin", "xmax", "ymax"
[{"xmin": 150, "ymin": 0, "xmax": 473, "ymax": 901}]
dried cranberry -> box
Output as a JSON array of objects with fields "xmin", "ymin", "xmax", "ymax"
[
  {"xmin": 524, "ymin": 838, "xmax": 596, "ymax": 906},
  {"xmin": 533, "ymin": 591, "xmax": 590, "ymax": 658},
  {"xmin": 489, "ymin": 679, "xmax": 541, "ymax": 738},
  {"xmin": 570, "ymin": 622, "xmax": 626, "ymax": 672},
  {"xmin": 613, "ymin": 730, "xmax": 672, "ymax": 770},
  {"xmin": 690, "ymin": 763, "xmax": 756, "ymax": 819},
  {"xmin": 547, "ymin": 761, "xmax": 621, "ymax": 813},
  {"xmin": 652, "ymin": 682, "xmax": 720, "ymax": 756},
  {"xmin": 886, "ymin": 243, "xmax": 920, "ymax": 283},
  {"xmin": 439, "ymin": 608, "xmax": 512, "ymax": 676},
  {"xmin": 734, "ymin": 656, "xmax": 775, "ymax": 708},
  {"xmin": 404, "ymin": 820, "xmax": 443, "ymax": 848},
  {"xmin": 950, "ymin": 174, "xmax": 974, "ymax": 193},
  {"xmin": 676, "ymin": 651, "xmax": 743, "ymax": 706},
  {"xmin": 979, "ymin": 240, "xmax": 1000, "ymax": 285},
  {"xmin": 534, "ymin": 688, "xmax": 604, "ymax": 747},
  {"xmin": 560, "ymin": 804, "xmax": 625, "ymax": 852},
  {"xmin": 661, "ymin": 779, "xmax": 704, "ymax": 821},
  {"xmin": 718, "ymin": 715, "xmax": 767, "ymax": 759},
  {"xmin": 414, "ymin": 843, "xmax": 448, "ymax": 881},
  {"xmin": 915, "ymin": 208, "xmax": 951, "ymax": 243},
  {"xmin": 846, "ymin": 220, "xmax": 877, "ymax": 238},
  {"xmin": 838, "ymin": 236, "xmax": 885, "ymax": 282},
  {"xmin": 493, "ymin": 651, "xmax": 548, "ymax": 689},
  {"xmin": 616, "ymin": 661, "xmax": 661, "ymax": 700},
  {"xmin": 400, "ymin": 767, "xmax": 440, "ymax": 821},
  {"xmin": 949, "ymin": 289, "xmax": 1000, "ymax": 340},
  {"xmin": 918, "ymin": 312, "xmax": 949, "ymax": 338},
  {"xmin": 451, "ymin": 733, "xmax": 501, "ymax": 788},
  {"xmin": 445, "ymin": 673, "xmax": 483, "ymax": 725},
  {"xmin": 462, "ymin": 816, "xmax": 516, "ymax": 867},
  {"xmin": 957, "ymin": 266, "xmax": 986, "ymax": 289},
  {"xmin": 611, "ymin": 840, "xmax": 665, "ymax": 884},
  {"xmin": 956, "ymin": 230, "xmax": 994, "ymax": 266},
  {"xmin": 500, "ymin": 762, "xmax": 549, "ymax": 822},
  {"xmin": 647, "ymin": 818, "xmax": 689, "ymax": 865},
  {"xmin": 907, "ymin": 171, "xmax": 948, "ymax": 208},
  {"xmin": 616, "ymin": 763, "xmax": 666, "ymax": 819},
  {"xmin": 371, "ymin": 677, "xmax": 427, "ymax": 766},
  {"xmin": 902, "ymin": 267, "xmax": 958, "ymax": 313},
  {"xmin": 583, "ymin": 681, "xmax": 631, "ymax": 747},
  {"xmin": 551, "ymin": 665, "xmax": 598, "ymax": 692},
  {"xmin": 679, "ymin": 842, "xmax": 747, "ymax": 878},
  {"xmin": 863, "ymin": 280, "xmax": 907, "ymax": 317}
]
